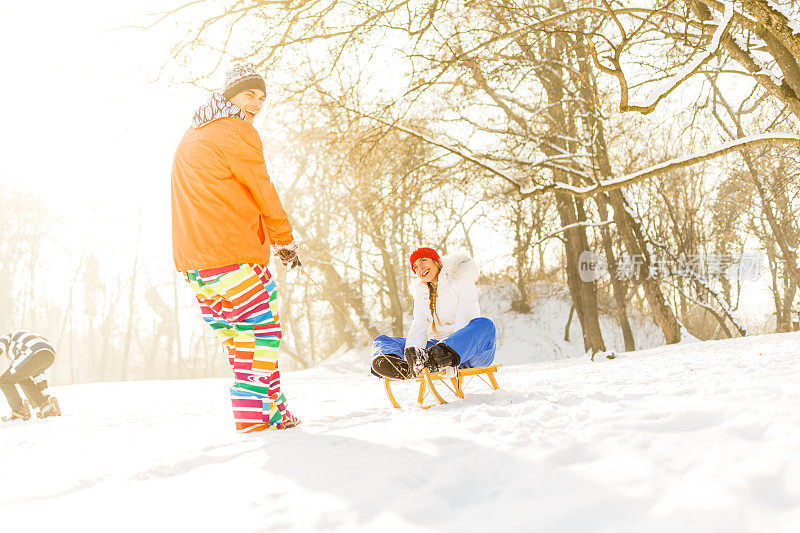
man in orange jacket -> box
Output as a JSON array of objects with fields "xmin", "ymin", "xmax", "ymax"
[{"xmin": 172, "ymin": 63, "xmax": 301, "ymax": 432}]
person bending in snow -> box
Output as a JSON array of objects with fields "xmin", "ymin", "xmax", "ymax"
[
  {"xmin": 172, "ymin": 63, "xmax": 301, "ymax": 433},
  {"xmin": 0, "ymin": 330, "xmax": 61, "ymax": 421},
  {"xmin": 371, "ymin": 247, "xmax": 496, "ymax": 380}
]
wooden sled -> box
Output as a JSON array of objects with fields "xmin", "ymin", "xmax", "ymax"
[{"xmin": 382, "ymin": 364, "xmax": 502, "ymax": 409}]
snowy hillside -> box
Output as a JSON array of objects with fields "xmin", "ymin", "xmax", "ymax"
[
  {"xmin": 322, "ymin": 282, "xmax": 665, "ymax": 373},
  {"xmin": 479, "ymin": 282, "xmax": 666, "ymax": 364},
  {"xmin": 3, "ymin": 330, "xmax": 800, "ymax": 532}
]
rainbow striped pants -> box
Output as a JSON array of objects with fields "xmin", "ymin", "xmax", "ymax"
[{"xmin": 184, "ymin": 263, "xmax": 300, "ymax": 432}]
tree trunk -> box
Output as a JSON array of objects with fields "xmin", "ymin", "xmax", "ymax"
[
  {"xmin": 611, "ymin": 189, "xmax": 682, "ymax": 343},
  {"xmin": 377, "ymin": 238, "xmax": 405, "ymax": 336},
  {"xmin": 572, "ymin": 28, "xmax": 679, "ymax": 345},
  {"xmin": 564, "ymin": 303, "xmax": 575, "ymax": 342},
  {"xmin": 555, "ymin": 193, "xmax": 607, "ymax": 353},
  {"xmin": 539, "ymin": 28, "xmax": 606, "ymax": 354},
  {"xmin": 121, "ymin": 223, "xmax": 142, "ymax": 381},
  {"xmin": 595, "ymin": 195, "xmax": 636, "ymax": 351},
  {"xmin": 512, "ymin": 203, "xmax": 532, "ymax": 313}
]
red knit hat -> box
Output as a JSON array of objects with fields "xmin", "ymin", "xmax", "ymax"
[{"xmin": 409, "ymin": 247, "xmax": 441, "ymax": 272}]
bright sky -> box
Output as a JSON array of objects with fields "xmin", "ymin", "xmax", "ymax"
[
  {"xmin": 0, "ymin": 0, "xmax": 205, "ymax": 282},
  {"xmin": 0, "ymin": 0, "xmax": 513, "ymax": 281}
]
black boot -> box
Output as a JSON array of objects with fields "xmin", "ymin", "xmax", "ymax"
[
  {"xmin": 371, "ymin": 354, "xmax": 412, "ymax": 380},
  {"xmin": 428, "ymin": 343, "xmax": 461, "ymax": 377},
  {"xmin": 404, "ymin": 346, "xmax": 433, "ymax": 377}
]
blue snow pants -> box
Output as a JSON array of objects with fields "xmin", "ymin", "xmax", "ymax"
[{"xmin": 372, "ymin": 317, "xmax": 496, "ymax": 369}]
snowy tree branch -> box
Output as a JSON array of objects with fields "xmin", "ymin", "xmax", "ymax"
[
  {"xmin": 531, "ymin": 219, "xmax": 614, "ymax": 249},
  {"xmin": 584, "ymin": 1, "xmax": 737, "ymax": 115},
  {"xmin": 521, "ymin": 134, "xmax": 800, "ymax": 199},
  {"xmin": 321, "ymin": 97, "xmax": 526, "ymax": 193},
  {"xmin": 626, "ymin": 2, "xmax": 734, "ymax": 111}
]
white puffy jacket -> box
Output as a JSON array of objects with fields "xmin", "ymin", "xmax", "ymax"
[{"xmin": 405, "ymin": 252, "xmax": 480, "ymax": 350}]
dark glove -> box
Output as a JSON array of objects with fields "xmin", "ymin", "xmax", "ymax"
[{"xmin": 272, "ymin": 241, "xmax": 301, "ymax": 270}]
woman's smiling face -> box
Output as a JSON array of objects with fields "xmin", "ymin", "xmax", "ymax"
[{"xmin": 413, "ymin": 257, "xmax": 440, "ymax": 283}]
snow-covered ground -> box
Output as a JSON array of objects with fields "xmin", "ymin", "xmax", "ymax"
[{"xmin": 3, "ymin": 330, "xmax": 800, "ymax": 532}]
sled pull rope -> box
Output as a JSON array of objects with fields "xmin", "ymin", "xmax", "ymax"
[{"xmin": 299, "ymin": 266, "xmax": 403, "ymax": 375}]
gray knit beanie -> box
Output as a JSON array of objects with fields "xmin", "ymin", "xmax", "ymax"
[{"xmin": 222, "ymin": 63, "xmax": 266, "ymax": 100}]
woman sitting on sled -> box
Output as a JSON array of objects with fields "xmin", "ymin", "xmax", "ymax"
[{"xmin": 371, "ymin": 247, "xmax": 496, "ymax": 380}]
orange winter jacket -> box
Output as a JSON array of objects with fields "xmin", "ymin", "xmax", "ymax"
[{"xmin": 171, "ymin": 117, "xmax": 293, "ymax": 271}]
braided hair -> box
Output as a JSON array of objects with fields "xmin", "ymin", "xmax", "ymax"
[{"xmin": 426, "ymin": 260, "xmax": 443, "ymax": 333}]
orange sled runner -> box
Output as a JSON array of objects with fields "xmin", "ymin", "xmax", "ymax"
[{"xmin": 382, "ymin": 364, "xmax": 502, "ymax": 409}]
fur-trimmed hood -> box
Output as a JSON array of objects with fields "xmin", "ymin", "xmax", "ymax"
[
  {"xmin": 410, "ymin": 252, "xmax": 478, "ymax": 295},
  {"xmin": 405, "ymin": 252, "xmax": 482, "ymax": 348}
]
